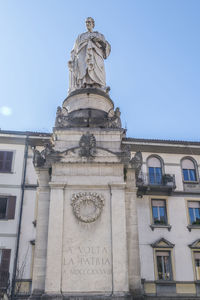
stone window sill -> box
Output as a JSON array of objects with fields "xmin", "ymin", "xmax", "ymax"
[
  {"xmin": 183, "ymin": 181, "xmax": 199, "ymax": 184},
  {"xmin": 187, "ymin": 224, "xmax": 200, "ymax": 232},
  {"xmin": 150, "ymin": 224, "xmax": 171, "ymax": 231},
  {"xmin": 155, "ymin": 280, "xmax": 175, "ymax": 285}
]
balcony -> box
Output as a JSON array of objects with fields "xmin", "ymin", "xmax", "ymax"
[{"xmin": 136, "ymin": 173, "xmax": 176, "ymax": 197}]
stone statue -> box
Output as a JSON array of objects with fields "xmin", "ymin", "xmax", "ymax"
[{"xmin": 68, "ymin": 17, "xmax": 111, "ymax": 93}]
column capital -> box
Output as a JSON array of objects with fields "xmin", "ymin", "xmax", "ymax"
[{"xmin": 49, "ymin": 182, "xmax": 67, "ymax": 189}]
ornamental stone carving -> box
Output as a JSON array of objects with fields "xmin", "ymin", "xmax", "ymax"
[
  {"xmin": 33, "ymin": 143, "xmax": 55, "ymax": 167},
  {"xmin": 71, "ymin": 192, "xmax": 104, "ymax": 223},
  {"xmin": 130, "ymin": 151, "xmax": 143, "ymax": 171},
  {"xmin": 54, "ymin": 105, "xmax": 122, "ymax": 129},
  {"xmin": 79, "ymin": 132, "xmax": 96, "ymax": 158}
]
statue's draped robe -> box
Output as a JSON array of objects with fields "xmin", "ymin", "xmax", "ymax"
[{"xmin": 69, "ymin": 31, "xmax": 111, "ymax": 92}]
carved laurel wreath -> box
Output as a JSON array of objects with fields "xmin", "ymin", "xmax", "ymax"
[{"xmin": 71, "ymin": 192, "xmax": 104, "ymax": 223}]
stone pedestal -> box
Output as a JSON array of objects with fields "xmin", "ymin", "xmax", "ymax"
[
  {"xmin": 44, "ymin": 156, "xmax": 129, "ymax": 296},
  {"xmin": 31, "ymin": 89, "xmax": 142, "ymax": 299}
]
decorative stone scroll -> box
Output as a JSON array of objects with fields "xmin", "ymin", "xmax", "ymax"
[{"xmin": 71, "ymin": 192, "xmax": 104, "ymax": 223}]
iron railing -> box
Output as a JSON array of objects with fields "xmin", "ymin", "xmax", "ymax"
[{"xmin": 136, "ymin": 173, "xmax": 176, "ymax": 188}]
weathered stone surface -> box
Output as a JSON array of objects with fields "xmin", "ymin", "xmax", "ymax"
[
  {"xmin": 63, "ymin": 89, "xmax": 114, "ymax": 114},
  {"xmin": 31, "ymin": 169, "xmax": 50, "ymax": 293},
  {"xmin": 32, "ymin": 59, "xmax": 142, "ymax": 297},
  {"xmin": 55, "ymin": 90, "xmax": 121, "ymax": 130}
]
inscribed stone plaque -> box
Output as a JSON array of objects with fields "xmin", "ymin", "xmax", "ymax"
[{"xmin": 62, "ymin": 190, "xmax": 112, "ymax": 292}]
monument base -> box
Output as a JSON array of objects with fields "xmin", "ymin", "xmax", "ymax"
[
  {"xmin": 29, "ymin": 291, "xmax": 145, "ymax": 300},
  {"xmin": 40, "ymin": 293, "xmax": 141, "ymax": 300}
]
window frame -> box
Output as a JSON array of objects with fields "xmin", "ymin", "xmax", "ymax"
[
  {"xmin": 150, "ymin": 197, "xmax": 171, "ymax": 231},
  {"xmin": 188, "ymin": 202, "xmax": 200, "ymax": 225},
  {"xmin": 189, "ymin": 241, "xmax": 200, "ymax": 281},
  {"xmin": 151, "ymin": 238, "xmax": 175, "ymax": 282},
  {"xmin": 0, "ymin": 150, "xmax": 14, "ymax": 173},
  {"xmin": 192, "ymin": 250, "xmax": 200, "ymax": 281},
  {"xmin": 0, "ymin": 196, "xmax": 16, "ymax": 220},
  {"xmin": 186, "ymin": 199, "xmax": 200, "ymax": 231},
  {"xmin": 0, "ymin": 248, "xmax": 11, "ymax": 289},
  {"xmin": 147, "ymin": 155, "xmax": 164, "ymax": 185},
  {"xmin": 155, "ymin": 250, "xmax": 173, "ymax": 281},
  {"xmin": 0, "ymin": 197, "xmax": 8, "ymax": 220},
  {"xmin": 151, "ymin": 199, "xmax": 167, "ymax": 225},
  {"xmin": 153, "ymin": 248, "xmax": 175, "ymax": 281},
  {"xmin": 181, "ymin": 157, "xmax": 198, "ymax": 184}
]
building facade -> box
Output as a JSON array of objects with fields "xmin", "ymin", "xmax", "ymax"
[
  {"xmin": 128, "ymin": 138, "xmax": 200, "ymax": 298},
  {"xmin": 1, "ymin": 132, "xmax": 200, "ymax": 299}
]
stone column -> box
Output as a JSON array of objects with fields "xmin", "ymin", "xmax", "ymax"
[
  {"xmin": 125, "ymin": 168, "xmax": 141, "ymax": 295},
  {"xmin": 109, "ymin": 182, "xmax": 129, "ymax": 295},
  {"xmin": 32, "ymin": 168, "xmax": 50, "ymax": 295},
  {"xmin": 45, "ymin": 183, "xmax": 65, "ymax": 295}
]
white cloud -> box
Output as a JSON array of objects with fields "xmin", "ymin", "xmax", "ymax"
[{"xmin": 0, "ymin": 106, "xmax": 12, "ymax": 116}]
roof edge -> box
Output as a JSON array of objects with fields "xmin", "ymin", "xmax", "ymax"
[
  {"xmin": 0, "ymin": 130, "xmax": 51, "ymax": 137},
  {"xmin": 123, "ymin": 137, "xmax": 200, "ymax": 146}
]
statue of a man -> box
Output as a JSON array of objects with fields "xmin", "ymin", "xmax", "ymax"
[{"xmin": 68, "ymin": 17, "xmax": 111, "ymax": 93}]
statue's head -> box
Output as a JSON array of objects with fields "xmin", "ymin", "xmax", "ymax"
[{"xmin": 85, "ymin": 17, "xmax": 95, "ymax": 32}]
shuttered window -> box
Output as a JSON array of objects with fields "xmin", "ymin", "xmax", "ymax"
[
  {"xmin": 0, "ymin": 196, "xmax": 16, "ymax": 220},
  {"xmin": 0, "ymin": 151, "xmax": 13, "ymax": 172},
  {"xmin": 0, "ymin": 249, "xmax": 11, "ymax": 289}
]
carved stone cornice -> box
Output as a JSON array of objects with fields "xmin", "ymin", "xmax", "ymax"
[{"xmin": 48, "ymin": 182, "xmax": 67, "ymax": 189}]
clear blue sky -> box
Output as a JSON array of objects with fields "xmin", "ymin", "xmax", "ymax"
[{"xmin": 0, "ymin": 0, "xmax": 200, "ymax": 141}]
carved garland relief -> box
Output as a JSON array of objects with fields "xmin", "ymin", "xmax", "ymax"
[{"xmin": 71, "ymin": 192, "xmax": 104, "ymax": 223}]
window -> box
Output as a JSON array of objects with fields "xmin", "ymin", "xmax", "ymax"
[
  {"xmin": 188, "ymin": 201, "xmax": 200, "ymax": 225},
  {"xmin": 194, "ymin": 252, "xmax": 200, "ymax": 280},
  {"xmin": 0, "ymin": 197, "xmax": 16, "ymax": 220},
  {"xmin": 152, "ymin": 199, "xmax": 167, "ymax": 225},
  {"xmin": 152, "ymin": 238, "xmax": 174, "ymax": 281},
  {"xmin": 182, "ymin": 158, "xmax": 197, "ymax": 182},
  {"xmin": 0, "ymin": 198, "xmax": 7, "ymax": 219},
  {"xmin": 0, "ymin": 249, "xmax": 11, "ymax": 289},
  {"xmin": 188, "ymin": 240, "xmax": 200, "ymax": 279},
  {"xmin": 148, "ymin": 156, "xmax": 162, "ymax": 184},
  {"xmin": 0, "ymin": 151, "xmax": 13, "ymax": 173},
  {"xmin": 156, "ymin": 251, "xmax": 172, "ymax": 280}
]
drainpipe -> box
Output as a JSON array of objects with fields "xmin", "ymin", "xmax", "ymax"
[
  {"xmin": 11, "ymin": 135, "xmax": 29, "ymax": 299},
  {"xmin": 108, "ymin": 184, "xmax": 114, "ymax": 296}
]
